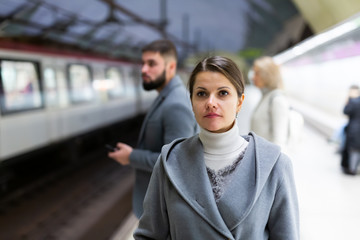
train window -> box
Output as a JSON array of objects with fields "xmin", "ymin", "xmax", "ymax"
[
  {"xmin": 68, "ymin": 64, "xmax": 93, "ymax": 103},
  {"xmin": 131, "ymin": 67, "xmax": 142, "ymax": 93},
  {"xmin": 56, "ymin": 70, "xmax": 69, "ymax": 107},
  {"xmin": 105, "ymin": 67, "xmax": 125, "ymax": 98},
  {"xmin": 44, "ymin": 68, "xmax": 58, "ymax": 107},
  {"xmin": 0, "ymin": 60, "xmax": 43, "ymax": 114}
]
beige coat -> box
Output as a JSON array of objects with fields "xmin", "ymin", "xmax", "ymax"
[{"xmin": 250, "ymin": 89, "xmax": 290, "ymax": 148}]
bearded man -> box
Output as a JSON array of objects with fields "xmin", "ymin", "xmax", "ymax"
[{"xmin": 108, "ymin": 39, "xmax": 198, "ymax": 218}]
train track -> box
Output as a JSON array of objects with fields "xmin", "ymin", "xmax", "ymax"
[
  {"xmin": 0, "ymin": 116, "xmax": 144, "ymax": 240},
  {"xmin": 0, "ymin": 155, "xmax": 134, "ymax": 240}
]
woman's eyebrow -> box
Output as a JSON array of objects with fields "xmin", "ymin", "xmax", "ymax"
[
  {"xmin": 195, "ymin": 86, "xmax": 231, "ymax": 90},
  {"xmin": 218, "ymin": 86, "xmax": 231, "ymax": 90},
  {"xmin": 195, "ymin": 86, "xmax": 207, "ymax": 90}
]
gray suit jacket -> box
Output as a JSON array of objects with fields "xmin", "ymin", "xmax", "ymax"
[
  {"xmin": 129, "ymin": 76, "xmax": 198, "ymax": 218},
  {"xmin": 135, "ymin": 132, "xmax": 299, "ymax": 239}
]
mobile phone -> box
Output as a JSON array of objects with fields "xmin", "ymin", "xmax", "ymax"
[{"xmin": 105, "ymin": 144, "xmax": 119, "ymax": 152}]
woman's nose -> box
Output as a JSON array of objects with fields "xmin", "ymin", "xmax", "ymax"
[{"xmin": 206, "ymin": 95, "xmax": 217, "ymax": 109}]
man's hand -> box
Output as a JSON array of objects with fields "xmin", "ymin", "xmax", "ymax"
[{"xmin": 108, "ymin": 142, "xmax": 133, "ymax": 165}]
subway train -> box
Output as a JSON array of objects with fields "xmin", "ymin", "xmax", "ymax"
[
  {"xmin": 0, "ymin": 40, "xmax": 157, "ymax": 165},
  {"xmin": 274, "ymin": 13, "xmax": 360, "ymax": 137}
]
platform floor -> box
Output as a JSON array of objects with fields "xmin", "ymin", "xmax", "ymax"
[
  {"xmin": 111, "ymin": 123, "xmax": 360, "ymax": 240},
  {"xmin": 109, "ymin": 213, "xmax": 137, "ymax": 240},
  {"xmin": 292, "ymin": 124, "xmax": 360, "ymax": 240}
]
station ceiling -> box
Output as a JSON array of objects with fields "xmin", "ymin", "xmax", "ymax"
[{"xmin": 0, "ymin": 0, "xmax": 304, "ymax": 61}]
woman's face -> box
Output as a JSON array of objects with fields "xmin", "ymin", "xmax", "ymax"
[
  {"xmin": 191, "ymin": 71, "xmax": 244, "ymax": 133},
  {"xmin": 252, "ymin": 66, "xmax": 264, "ymax": 88}
]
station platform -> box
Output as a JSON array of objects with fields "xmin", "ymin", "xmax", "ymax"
[
  {"xmin": 110, "ymin": 212, "xmax": 137, "ymax": 240},
  {"xmin": 291, "ymin": 124, "xmax": 360, "ymax": 240}
]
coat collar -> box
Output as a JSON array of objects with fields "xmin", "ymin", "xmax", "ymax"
[
  {"xmin": 137, "ymin": 75, "xmax": 183, "ymax": 145},
  {"xmin": 161, "ymin": 132, "xmax": 281, "ymax": 236},
  {"xmin": 158, "ymin": 75, "xmax": 183, "ymax": 99}
]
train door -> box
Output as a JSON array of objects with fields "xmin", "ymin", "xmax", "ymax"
[
  {"xmin": 102, "ymin": 66, "xmax": 136, "ymax": 123},
  {"xmin": 61, "ymin": 63, "xmax": 97, "ymax": 137},
  {"xmin": 0, "ymin": 58, "xmax": 48, "ymax": 161},
  {"xmin": 105, "ymin": 66, "xmax": 126, "ymax": 99},
  {"xmin": 43, "ymin": 61, "xmax": 69, "ymax": 142}
]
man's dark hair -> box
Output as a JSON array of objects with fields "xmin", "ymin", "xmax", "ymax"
[{"xmin": 142, "ymin": 39, "xmax": 178, "ymax": 61}]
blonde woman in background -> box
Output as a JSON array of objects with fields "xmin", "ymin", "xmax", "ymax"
[{"xmin": 250, "ymin": 56, "xmax": 290, "ymax": 149}]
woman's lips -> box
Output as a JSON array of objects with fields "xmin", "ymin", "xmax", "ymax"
[{"xmin": 204, "ymin": 113, "xmax": 220, "ymax": 118}]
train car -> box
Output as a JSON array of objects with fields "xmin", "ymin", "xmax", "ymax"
[
  {"xmin": 274, "ymin": 13, "xmax": 360, "ymax": 137},
  {"xmin": 0, "ymin": 40, "xmax": 157, "ymax": 165}
]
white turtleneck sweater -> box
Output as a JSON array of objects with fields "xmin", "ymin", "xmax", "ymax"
[{"xmin": 199, "ymin": 121, "xmax": 249, "ymax": 172}]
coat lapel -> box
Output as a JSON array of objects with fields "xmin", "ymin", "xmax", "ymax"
[
  {"xmin": 217, "ymin": 133, "xmax": 281, "ymax": 230},
  {"xmin": 163, "ymin": 133, "xmax": 281, "ymax": 235},
  {"xmin": 215, "ymin": 136, "xmax": 257, "ymax": 230},
  {"xmin": 163, "ymin": 136, "xmax": 234, "ymax": 238}
]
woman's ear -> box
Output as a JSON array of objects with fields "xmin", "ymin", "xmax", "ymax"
[{"xmin": 237, "ymin": 94, "xmax": 245, "ymax": 112}]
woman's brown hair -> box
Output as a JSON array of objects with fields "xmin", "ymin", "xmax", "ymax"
[{"xmin": 188, "ymin": 56, "xmax": 245, "ymax": 99}]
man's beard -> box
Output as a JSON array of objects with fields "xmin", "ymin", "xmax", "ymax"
[{"xmin": 142, "ymin": 70, "xmax": 166, "ymax": 91}]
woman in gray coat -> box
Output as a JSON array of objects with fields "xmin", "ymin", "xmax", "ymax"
[{"xmin": 134, "ymin": 56, "xmax": 299, "ymax": 240}]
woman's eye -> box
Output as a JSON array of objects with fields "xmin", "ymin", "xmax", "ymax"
[
  {"xmin": 219, "ymin": 90, "xmax": 229, "ymax": 96},
  {"xmin": 196, "ymin": 91, "xmax": 207, "ymax": 97}
]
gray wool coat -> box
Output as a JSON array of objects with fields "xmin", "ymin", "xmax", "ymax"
[
  {"xmin": 134, "ymin": 132, "xmax": 300, "ymax": 240},
  {"xmin": 129, "ymin": 76, "xmax": 198, "ymax": 218}
]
